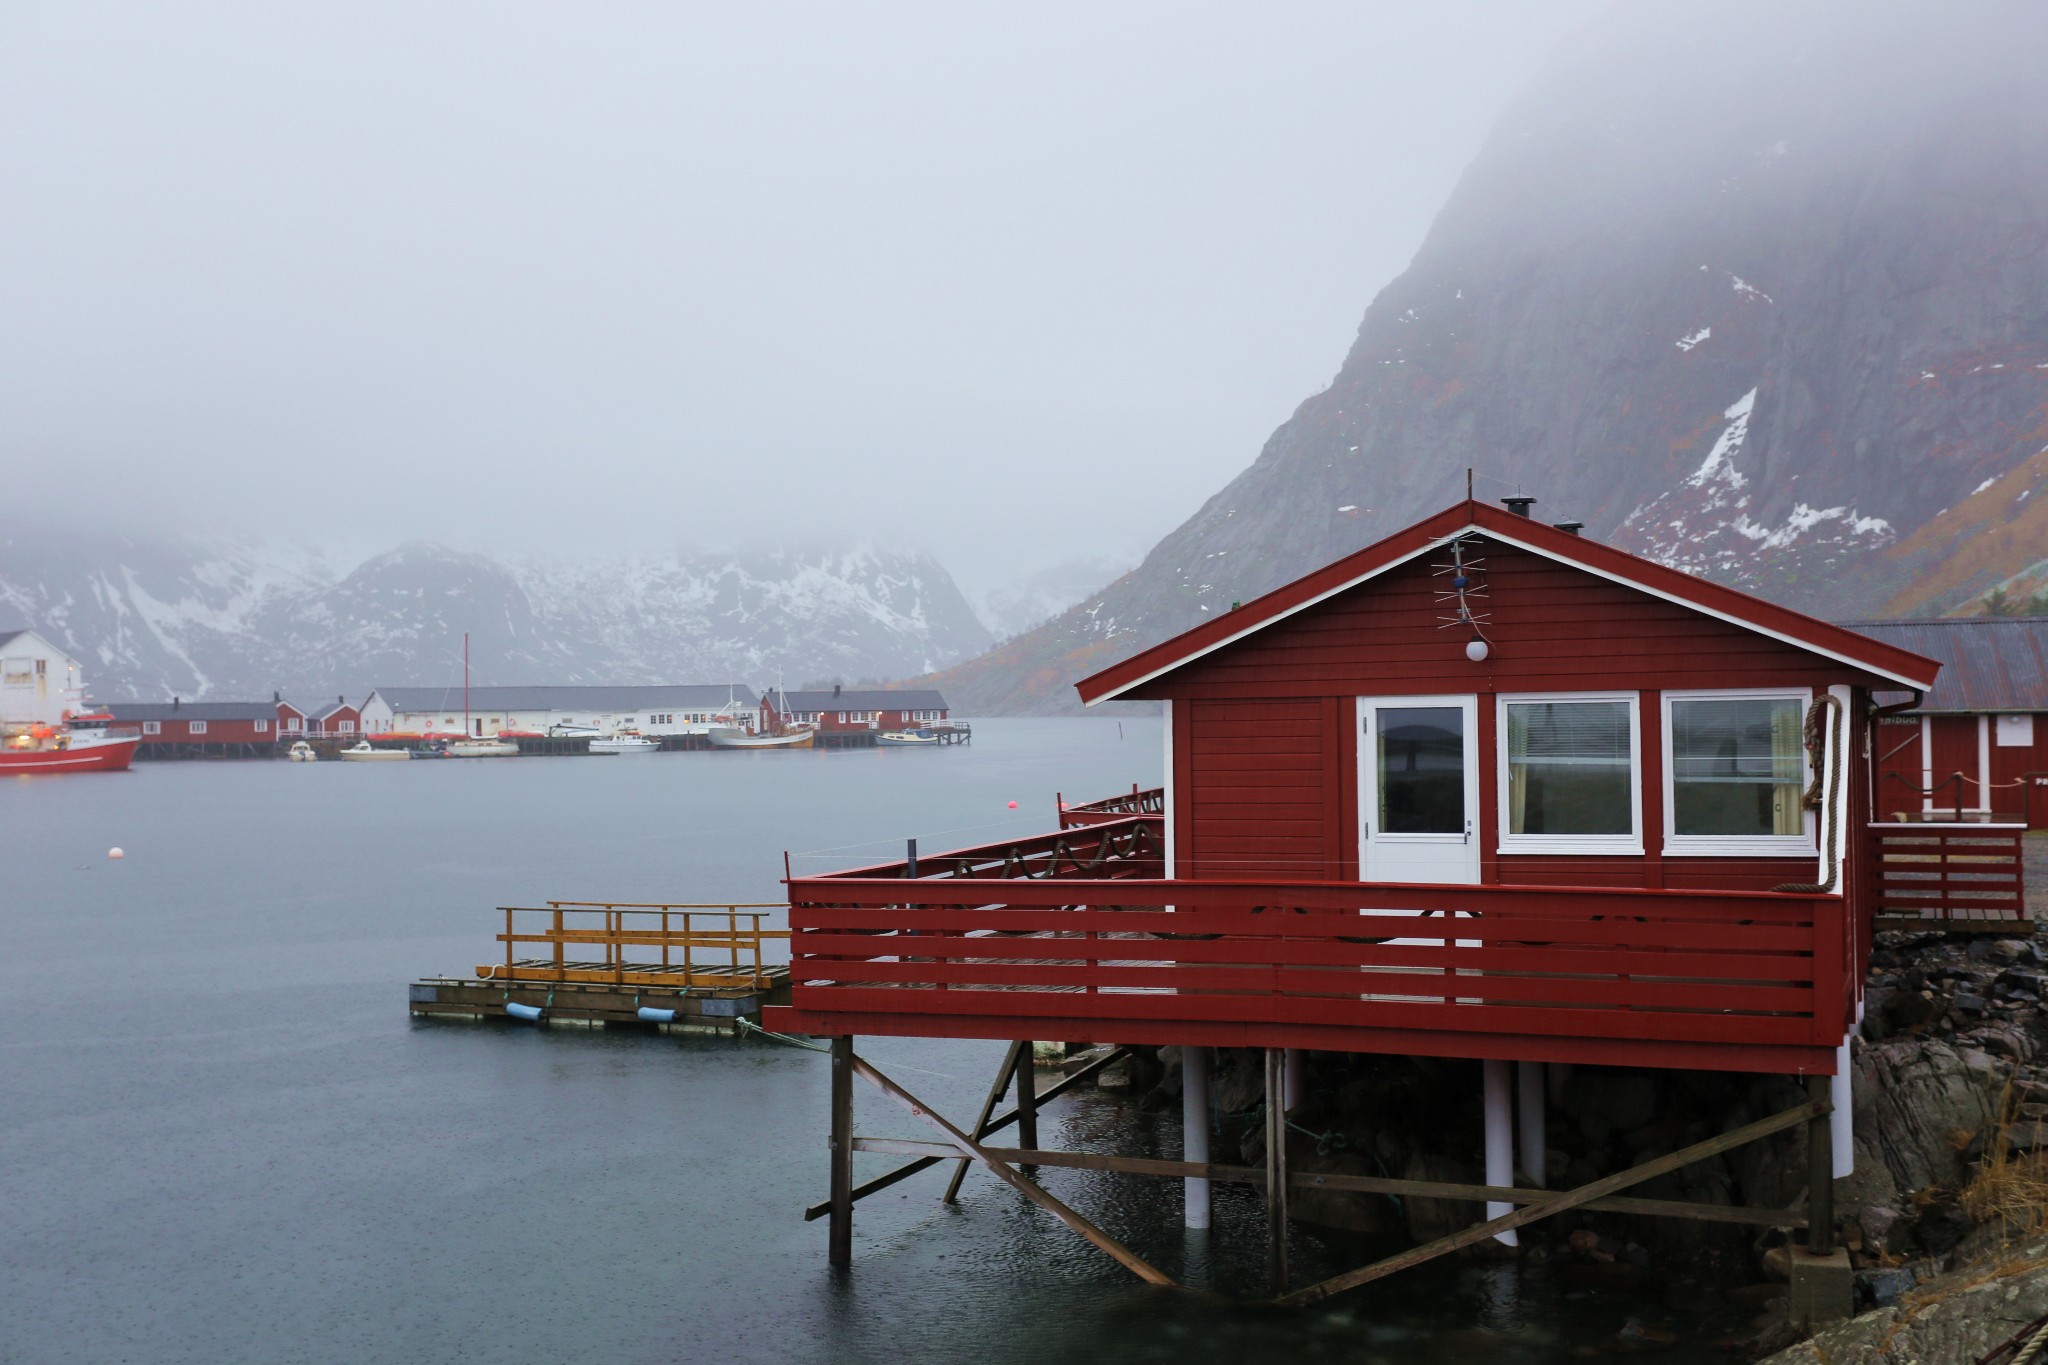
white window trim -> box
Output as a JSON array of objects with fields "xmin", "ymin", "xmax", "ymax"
[
  {"xmin": 1662, "ymin": 687, "xmax": 1815, "ymax": 858},
  {"xmin": 1495, "ymin": 691, "xmax": 1644, "ymax": 856},
  {"xmin": 188, "ymin": 720, "xmax": 208, "ymax": 735},
  {"xmin": 142, "ymin": 720, "xmax": 161, "ymax": 735},
  {"xmin": 255, "ymin": 719, "xmax": 269, "ymax": 732}
]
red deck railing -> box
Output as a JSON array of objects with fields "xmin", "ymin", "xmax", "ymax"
[
  {"xmin": 1057, "ymin": 785, "xmax": 1166, "ymax": 829},
  {"xmin": 773, "ymin": 817, "xmax": 1851, "ymax": 1076},
  {"xmin": 1867, "ymin": 823, "xmax": 2029, "ymax": 931}
]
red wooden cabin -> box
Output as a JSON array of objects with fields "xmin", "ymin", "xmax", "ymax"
[
  {"xmin": 770, "ymin": 499, "xmax": 1995, "ymax": 1303},
  {"xmin": 761, "ymin": 687, "xmax": 949, "ymax": 734},
  {"xmin": 103, "ymin": 700, "xmax": 278, "ymax": 757},
  {"xmin": 301, "ymin": 697, "xmax": 361, "ymax": 738}
]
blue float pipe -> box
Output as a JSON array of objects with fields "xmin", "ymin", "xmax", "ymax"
[
  {"xmin": 636, "ymin": 1006, "xmax": 677, "ymax": 1023},
  {"xmin": 504, "ymin": 1002, "xmax": 544, "ymax": 1022}
]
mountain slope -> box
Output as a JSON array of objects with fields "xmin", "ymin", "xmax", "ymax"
[
  {"xmin": 0, "ymin": 526, "xmax": 991, "ymax": 700},
  {"xmin": 935, "ymin": 0, "xmax": 2048, "ymax": 713}
]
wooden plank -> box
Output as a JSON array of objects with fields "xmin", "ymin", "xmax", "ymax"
[
  {"xmin": 829, "ymin": 1036, "xmax": 853, "ymax": 1269},
  {"xmin": 801, "ymin": 1046, "xmax": 1130, "ymax": 1221},
  {"xmin": 848, "ymin": 1138, "xmax": 1808, "ymax": 1228},
  {"xmin": 846, "ymin": 1051, "xmax": 1181, "ymax": 1289},
  {"xmin": 1273, "ymin": 1097, "xmax": 1828, "ymax": 1307},
  {"xmin": 942, "ymin": 1039, "xmax": 1023, "ymax": 1204}
]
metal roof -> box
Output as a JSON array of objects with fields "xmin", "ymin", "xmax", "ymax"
[
  {"xmin": 367, "ymin": 684, "xmax": 759, "ymax": 713},
  {"xmin": 768, "ymin": 689, "xmax": 949, "ymax": 712},
  {"xmin": 1837, "ymin": 618, "xmax": 2048, "ymax": 712},
  {"xmin": 104, "ymin": 701, "xmax": 279, "ymax": 721}
]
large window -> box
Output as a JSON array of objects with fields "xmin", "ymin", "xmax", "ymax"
[
  {"xmin": 1665, "ymin": 691, "xmax": 1811, "ymax": 854},
  {"xmin": 1498, "ymin": 694, "xmax": 1640, "ymax": 853}
]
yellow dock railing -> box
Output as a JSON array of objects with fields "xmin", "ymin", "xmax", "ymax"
[{"xmin": 483, "ymin": 902, "xmax": 791, "ymax": 990}]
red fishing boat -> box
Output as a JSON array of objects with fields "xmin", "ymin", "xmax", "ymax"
[{"xmin": 0, "ymin": 712, "xmax": 142, "ymax": 773}]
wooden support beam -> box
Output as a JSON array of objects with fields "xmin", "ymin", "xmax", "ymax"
[
  {"xmin": 1274, "ymin": 1095, "xmax": 1829, "ymax": 1308},
  {"xmin": 845, "ymin": 1050, "xmax": 1182, "ymax": 1289},
  {"xmin": 846, "ymin": 1138, "xmax": 1808, "ymax": 1228},
  {"xmin": 802, "ymin": 1046, "xmax": 1129, "ymax": 1221},
  {"xmin": 944, "ymin": 1039, "xmax": 1024, "ymax": 1205},
  {"xmin": 1807, "ymin": 1073, "xmax": 1835, "ymax": 1255},
  {"xmin": 1015, "ymin": 1043, "xmax": 1039, "ymax": 1159},
  {"xmin": 829, "ymin": 1035, "xmax": 853, "ymax": 1270},
  {"xmin": 1264, "ymin": 1047, "xmax": 1288, "ymax": 1295}
]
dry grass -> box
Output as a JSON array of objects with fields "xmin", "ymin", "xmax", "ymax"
[{"xmin": 1962, "ymin": 1082, "xmax": 2048, "ymax": 1238}]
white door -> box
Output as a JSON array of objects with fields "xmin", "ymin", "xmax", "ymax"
[{"xmin": 1358, "ymin": 695, "xmax": 1480, "ymax": 885}]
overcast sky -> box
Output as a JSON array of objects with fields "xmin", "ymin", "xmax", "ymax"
[{"xmin": 0, "ymin": 1, "xmax": 1599, "ymax": 600}]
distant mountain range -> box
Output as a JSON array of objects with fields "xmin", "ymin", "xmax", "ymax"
[
  {"xmin": 929, "ymin": 0, "xmax": 2048, "ymax": 713},
  {"xmin": 0, "ymin": 524, "xmax": 992, "ymax": 702}
]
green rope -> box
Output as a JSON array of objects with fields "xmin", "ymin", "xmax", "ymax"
[{"xmin": 736, "ymin": 1017, "xmax": 832, "ymax": 1053}]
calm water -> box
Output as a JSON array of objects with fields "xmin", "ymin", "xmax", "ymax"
[{"xmin": 2, "ymin": 719, "xmax": 1733, "ymax": 1363}]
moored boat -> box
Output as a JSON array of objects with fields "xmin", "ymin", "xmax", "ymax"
[
  {"xmin": 287, "ymin": 740, "xmax": 317, "ymax": 761},
  {"xmin": 876, "ymin": 729, "xmax": 939, "ymax": 747},
  {"xmin": 0, "ymin": 713, "xmax": 141, "ymax": 774},
  {"xmin": 339, "ymin": 740, "xmax": 409, "ymax": 762},
  {"xmin": 708, "ymin": 726, "xmax": 815, "ymax": 750},
  {"xmin": 448, "ymin": 739, "xmax": 520, "ymax": 758},
  {"xmin": 589, "ymin": 733, "xmax": 658, "ymax": 754}
]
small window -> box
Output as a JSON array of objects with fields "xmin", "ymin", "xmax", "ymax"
[
  {"xmin": 339, "ymin": 720, "xmax": 355, "ymax": 734},
  {"xmin": 284, "ymin": 717, "xmax": 300, "ymax": 732},
  {"xmin": 1665, "ymin": 691, "xmax": 1811, "ymax": 855},
  {"xmin": 142, "ymin": 721, "xmax": 161, "ymax": 735},
  {"xmin": 188, "ymin": 720, "xmax": 208, "ymax": 735},
  {"xmin": 255, "ymin": 719, "xmax": 269, "ymax": 732},
  {"xmin": 1499, "ymin": 695, "xmax": 1640, "ymax": 853},
  {"xmin": 1998, "ymin": 715, "xmax": 2035, "ymax": 748}
]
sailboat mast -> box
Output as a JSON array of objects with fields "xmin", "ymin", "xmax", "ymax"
[{"xmin": 464, "ymin": 632, "xmax": 471, "ymax": 736}]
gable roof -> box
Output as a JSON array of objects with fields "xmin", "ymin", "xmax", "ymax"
[
  {"xmin": 295, "ymin": 698, "xmax": 360, "ymax": 720},
  {"xmin": 768, "ymin": 689, "xmax": 948, "ymax": 713},
  {"xmin": 1076, "ymin": 500, "xmax": 1941, "ymax": 704},
  {"xmin": 366, "ymin": 684, "xmax": 758, "ymax": 713},
  {"xmin": 1839, "ymin": 617, "xmax": 2048, "ymax": 713}
]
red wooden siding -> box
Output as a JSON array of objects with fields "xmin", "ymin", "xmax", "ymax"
[{"xmin": 1183, "ymin": 699, "xmax": 1332, "ymax": 880}]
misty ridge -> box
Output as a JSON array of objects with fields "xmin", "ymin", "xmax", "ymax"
[{"xmin": 3, "ymin": 1, "xmax": 2045, "ymax": 714}]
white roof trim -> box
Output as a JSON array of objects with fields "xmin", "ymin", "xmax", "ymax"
[{"xmin": 1085, "ymin": 525, "xmax": 1937, "ymax": 704}]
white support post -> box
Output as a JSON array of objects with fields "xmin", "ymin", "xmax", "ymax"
[
  {"xmin": 1182, "ymin": 1045, "xmax": 1210, "ymax": 1229},
  {"xmin": 1482, "ymin": 1059, "xmax": 1518, "ymax": 1246},
  {"xmin": 1832, "ymin": 1037, "xmax": 1855, "ymax": 1178},
  {"xmin": 1284, "ymin": 1048, "xmax": 1306, "ymax": 1112},
  {"xmin": 1516, "ymin": 1060, "xmax": 1546, "ymax": 1188}
]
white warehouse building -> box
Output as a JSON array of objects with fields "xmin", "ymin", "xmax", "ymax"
[
  {"xmin": 359, "ymin": 685, "xmax": 761, "ymax": 739},
  {"xmin": 0, "ymin": 628, "xmax": 86, "ymax": 730}
]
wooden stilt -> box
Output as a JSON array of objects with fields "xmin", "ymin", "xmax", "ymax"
[
  {"xmin": 847, "ymin": 1050, "xmax": 1181, "ymax": 1289},
  {"xmin": 1806, "ymin": 1074, "xmax": 1835, "ymax": 1255},
  {"xmin": 829, "ymin": 1035, "xmax": 854, "ymax": 1269},
  {"xmin": 1015, "ymin": 1043, "xmax": 1039, "ymax": 1165},
  {"xmin": 1275, "ymin": 1095, "xmax": 1827, "ymax": 1308},
  {"xmin": 944, "ymin": 1039, "xmax": 1024, "ymax": 1204},
  {"xmin": 801, "ymin": 1045, "xmax": 1129, "ymax": 1221},
  {"xmin": 1265, "ymin": 1047, "xmax": 1289, "ymax": 1294}
]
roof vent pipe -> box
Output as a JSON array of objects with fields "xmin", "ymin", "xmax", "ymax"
[
  {"xmin": 1502, "ymin": 495, "xmax": 1537, "ymax": 517},
  {"xmin": 833, "ymin": 683, "xmax": 842, "ymax": 698},
  {"xmin": 1552, "ymin": 521, "xmax": 1584, "ymax": 536}
]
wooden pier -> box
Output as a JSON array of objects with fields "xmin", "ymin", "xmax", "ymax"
[{"xmin": 409, "ymin": 901, "xmax": 790, "ymax": 1027}]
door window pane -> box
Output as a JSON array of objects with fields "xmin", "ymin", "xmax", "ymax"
[
  {"xmin": 1506, "ymin": 701, "xmax": 1632, "ymax": 835},
  {"xmin": 1671, "ymin": 698, "xmax": 1805, "ymax": 837},
  {"xmin": 1378, "ymin": 706, "xmax": 1464, "ymax": 833}
]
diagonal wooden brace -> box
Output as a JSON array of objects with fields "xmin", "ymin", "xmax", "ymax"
[
  {"xmin": 802, "ymin": 1044, "xmax": 1129, "ymax": 1221},
  {"xmin": 1274, "ymin": 1094, "xmax": 1829, "ymax": 1308},
  {"xmin": 846, "ymin": 1050, "xmax": 1183, "ymax": 1290}
]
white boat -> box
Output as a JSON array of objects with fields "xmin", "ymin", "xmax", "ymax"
[
  {"xmin": 287, "ymin": 741, "xmax": 317, "ymax": 762},
  {"xmin": 338, "ymin": 740, "xmax": 408, "ymax": 762},
  {"xmin": 448, "ymin": 739, "xmax": 520, "ymax": 758},
  {"xmin": 590, "ymin": 734, "xmax": 658, "ymax": 754},
  {"xmin": 876, "ymin": 729, "xmax": 939, "ymax": 747},
  {"xmin": 708, "ymin": 726, "xmax": 814, "ymax": 750},
  {"xmin": 548, "ymin": 723, "xmax": 601, "ymax": 737}
]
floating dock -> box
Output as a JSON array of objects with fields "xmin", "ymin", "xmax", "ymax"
[{"xmin": 409, "ymin": 902, "xmax": 791, "ymax": 1028}]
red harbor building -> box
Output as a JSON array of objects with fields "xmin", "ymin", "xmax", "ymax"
[
  {"xmin": 769, "ymin": 498, "xmax": 2015, "ymax": 1310},
  {"xmin": 760, "ymin": 686, "xmax": 950, "ymax": 735},
  {"xmin": 103, "ymin": 700, "xmax": 279, "ymax": 758}
]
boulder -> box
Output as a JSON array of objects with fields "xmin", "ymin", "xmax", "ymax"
[{"xmin": 1756, "ymin": 1235, "xmax": 2048, "ymax": 1364}]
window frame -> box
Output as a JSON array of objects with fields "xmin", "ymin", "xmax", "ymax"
[
  {"xmin": 1661, "ymin": 687, "xmax": 1815, "ymax": 858},
  {"xmin": 188, "ymin": 720, "xmax": 208, "ymax": 735},
  {"xmin": 1494, "ymin": 690, "xmax": 1643, "ymax": 856}
]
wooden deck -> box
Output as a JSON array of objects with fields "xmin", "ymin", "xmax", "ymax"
[
  {"xmin": 768, "ymin": 817, "xmax": 1854, "ymax": 1075},
  {"xmin": 1868, "ymin": 822, "xmax": 2031, "ymax": 934}
]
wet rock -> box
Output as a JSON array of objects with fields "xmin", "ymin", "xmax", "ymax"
[
  {"xmin": 1565, "ymin": 1073, "xmax": 1658, "ymax": 1144},
  {"xmin": 1399, "ymin": 1149, "xmax": 1482, "ymax": 1245},
  {"xmin": 1854, "ymin": 1266, "xmax": 1917, "ymax": 1307},
  {"xmin": 1858, "ymin": 1204, "xmax": 1901, "ymax": 1254},
  {"xmin": 1756, "ymin": 1234, "xmax": 2048, "ymax": 1364}
]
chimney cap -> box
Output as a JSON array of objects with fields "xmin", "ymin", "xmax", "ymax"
[
  {"xmin": 1501, "ymin": 495, "xmax": 1538, "ymax": 517},
  {"xmin": 1552, "ymin": 520, "xmax": 1585, "ymax": 536}
]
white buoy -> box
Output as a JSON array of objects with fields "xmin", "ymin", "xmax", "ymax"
[{"xmin": 107, "ymin": 847, "xmax": 124, "ymax": 860}]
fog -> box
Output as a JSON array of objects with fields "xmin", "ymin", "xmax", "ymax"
[{"xmin": 0, "ymin": 2, "xmax": 1598, "ymax": 599}]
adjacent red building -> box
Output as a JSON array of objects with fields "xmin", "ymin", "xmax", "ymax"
[
  {"xmin": 1847, "ymin": 617, "xmax": 2048, "ymax": 827},
  {"xmin": 103, "ymin": 701, "xmax": 279, "ymax": 758}
]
